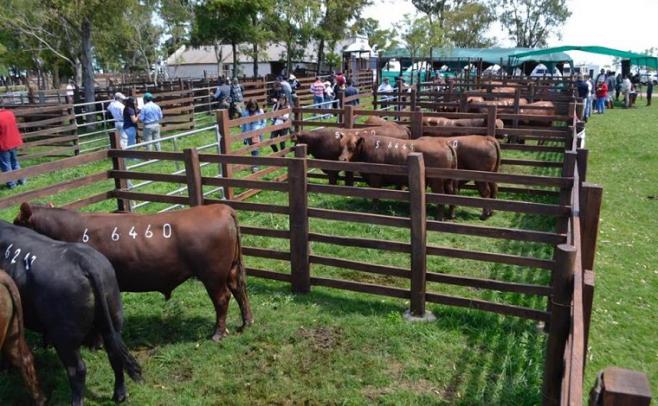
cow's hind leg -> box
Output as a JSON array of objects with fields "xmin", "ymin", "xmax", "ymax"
[
  {"xmin": 55, "ymin": 344, "xmax": 86, "ymax": 406},
  {"xmin": 228, "ymin": 265, "xmax": 253, "ymax": 333},
  {"xmin": 202, "ymin": 283, "xmax": 231, "ymax": 342},
  {"xmin": 4, "ymin": 333, "xmax": 46, "ymax": 405},
  {"xmin": 476, "ymin": 181, "xmax": 493, "ymax": 220},
  {"xmin": 102, "ymin": 335, "xmax": 128, "ymax": 402}
]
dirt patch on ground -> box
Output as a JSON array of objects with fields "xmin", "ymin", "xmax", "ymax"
[
  {"xmin": 296, "ymin": 326, "xmax": 342, "ymax": 351},
  {"xmin": 361, "ymin": 360, "xmax": 443, "ymax": 400}
]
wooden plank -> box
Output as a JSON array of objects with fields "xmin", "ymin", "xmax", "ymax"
[
  {"xmin": 17, "ymin": 114, "xmax": 75, "ymax": 128},
  {"xmin": 0, "ymin": 171, "xmax": 109, "ymax": 210},
  {"xmin": 246, "ymin": 268, "xmax": 292, "ymax": 282},
  {"xmin": 426, "ymin": 220, "xmax": 566, "ymax": 244},
  {"xmin": 240, "ymin": 226, "xmax": 289, "ymax": 239},
  {"xmin": 426, "ymin": 271, "xmax": 551, "ymax": 295},
  {"xmin": 425, "ymin": 292, "xmax": 549, "ymax": 321},
  {"xmin": 426, "ymin": 244, "xmax": 554, "ymax": 269},
  {"xmin": 113, "ymin": 190, "xmax": 189, "ymax": 206},
  {"xmin": 308, "ymin": 207, "xmax": 410, "ymax": 228},
  {"xmin": 408, "ymin": 153, "xmax": 427, "ymax": 316},
  {"xmin": 229, "ymin": 107, "xmax": 292, "ymax": 127},
  {"xmin": 243, "ymin": 247, "xmax": 290, "ymax": 261},
  {"xmin": 198, "ymin": 152, "xmax": 291, "ymax": 167},
  {"xmin": 307, "ymin": 159, "xmax": 408, "ymax": 176},
  {"xmin": 0, "ymin": 149, "xmax": 107, "ymax": 185},
  {"xmin": 424, "ymin": 167, "xmax": 571, "ymax": 188},
  {"xmin": 307, "ymin": 183, "xmax": 409, "ymax": 201},
  {"xmin": 184, "ymin": 148, "xmax": 203, "ymax": 206},
  {"xmin": 62, "ymin": 191, "xmax": 113, "ymax": 210},
  {"xmin": 20, "ymin": 123, "xmax": 77, "ymax": 138},
  {"xmin": 310, "ymin": 255, "xmax": 409, "ymax": 279},
  {"xmin": 108, "ymin": 170, "xmax": 187, "ymax": 184},
  {"xmin": 202, "ymin": 176, "xmax": 289, "ymax": 192},
  {"xmin": 108, "ymin": 149, "xmax": 184, "ymax": 161},
  {"xmin": 310, "ymin": 276, "xmax": 410, "ymax": 299},
  {"xmin": 309, "ymin": 232, "xmax": 410, "ymax": 252},
  {"xmin": 425, "ymin": 192, "xmax": 570, "ymax": 216},
  {"xmin": 501, "ymin": 158, "xmax": 563, "ymax": 168},
  {"xmin": 500, "ymin": 144, "xmax": 565, "ymax": 153},
  {"xmin": 204, "ymin": 198, "xmax": 290, "ymax": 215}
]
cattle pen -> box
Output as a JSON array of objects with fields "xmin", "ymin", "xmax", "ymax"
[{"xmin": 0, "ymin": 77, "xmax": 638, "ymax": 405}]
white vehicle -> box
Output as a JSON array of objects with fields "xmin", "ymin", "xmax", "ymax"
[{"xmin": 530, "ymin": 64, "xmax": 563, "ymax": 78}]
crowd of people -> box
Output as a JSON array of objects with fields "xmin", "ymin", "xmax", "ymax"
[
  {"xmin": 576, "ymin": 69, "xmax": 652, "ymax": 121},
  {"xmin": 107, "ymin": 92, "xmax": 163, "ymax": 150}
]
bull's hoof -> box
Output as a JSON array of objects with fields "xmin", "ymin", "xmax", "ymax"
[
  {"xmin": 480, "ymin": 212, "xmax": 493, "ymax": 221},
  {"xmin": 211, "ymin": 329, "xmax": 229, "ymax": 342},
  {"xmin": 112, "ymin": 390, "xmax": 128, "ymax": 403},
  {"xmin": 237, "ymin": 319, "xmax": 254, "ymax": 333}
]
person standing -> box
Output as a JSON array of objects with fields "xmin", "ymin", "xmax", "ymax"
[
  {"xmin": 310, "ymin": 77, "xmax": 325, "ymax": 107},
  {"xmin": 288, "ymin": 74, "xmax": 300, "ymax": 92},
  {"xmin": 323, "ymin": 78, "xmax": 334, "ymax": 107},
  {"xmin": 595, "ymin": 81, "xmax": 608, "ymax": 114},
  {"xmin": 107, "ymin": 92, "xmax": 127, "ymax": 148},
  {"xmin": 377, "ymin": 78, "xmax": 393, "ymax": 93},
  {"xmin": 279, "ymin": 76, "xmax": 294, "ymax": 106},
  {"xmin": 270, "ymin": 95, "xmax": 290, "ymax": 153},
  {"xmin": 0, "ymin": 107, "xmax": 25, "ymax": 188},
  {"xmin": 647, "ymin": 80, "xmax": 653, "ymax": 106},
  {"xmin": 585, "ymin": 76, "xmax": 594, "ymax": 117},
  {"xmin": 213, "ymin": 78, "xmax": 232, "ymax": 110},
  {"xmin": 621, "ymin": 75, "xmax": 632, "ymax": 108},
  {"xmin": 139, "ymin": 92, "xmax": 163, "ymax": 151},
  {"xmin": 576, "ymin": 75, "xmax": 590, "ymax": 121},
  {"xmin": 241, "ymin": 100, "xmax": 265, "ymax": 172},
  {"xmin": 122, "ymin": 97, "xmax": 139, "ymax": 147},
  {"xmin": 65, "ymin": 80, "xmax": 75, "ymax": 104},
  {"xmin": 230, "ymin": 77, "xmax": 245, "ymax": 117},
  {"xmin": 605, "ymin": 72, "xmax": 616, "ymax": 109},
  {"xmin": 615, "ymin": 73, "xmax": 623, "ymax": 101},
  {"xmin": 345, "ymin": 79, "xmax": 359, "ymax": 106}
]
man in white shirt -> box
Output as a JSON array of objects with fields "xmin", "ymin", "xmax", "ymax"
[
  {"xmin": 377, "ymin": 78, "xmax": 393, "ymax": 93},
  {"xmin": 621, "ymin": 76, "xmax": 632, "ymax": 108},
  {"xmin": 107, "ymin": 92, "xmax": 127, "ymax": 148}
]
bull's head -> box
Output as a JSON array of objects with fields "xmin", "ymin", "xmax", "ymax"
[
  {"xmin": 336, "ymin": 132, "xmax": 363, "ymax": 162},
  {"xmin": 14, "ymin": 202, "xmax": 35, "ymax": 227}
]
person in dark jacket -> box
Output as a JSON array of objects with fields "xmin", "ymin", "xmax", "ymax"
[
  {"xmin": 647, "ymin": 80, "xmax": 653, "ymax": 106},
  {"xmin": 0, "ymin": 107, "xmax": 25, "ymax": 188},
  {"xmin": 344, "ymin": 79, "xmax": 359, "ymax": 106}
]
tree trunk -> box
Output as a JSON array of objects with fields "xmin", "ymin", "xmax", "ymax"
[
  {"xmin": 316, "ymin": 37, "xmax": 325, "ymax": 75},
  {"xmin": 80, "ymin": 18, "xmax": 95, "ymax": 123},
  {"xmin": 53, "ymin": 63, "xmax": 60, "ymax": 89},
  {"xmin": 251, "ymin": 15, "xmax": 259, "ymax": 78},
  {"xmin": 286, "ymin": 41, "xmax": 292, "ymax": 77},
  {"xmin": 231, "ymin": 42, "xmax": 238, "ymax": 79}
]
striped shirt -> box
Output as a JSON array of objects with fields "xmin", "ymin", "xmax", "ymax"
[{"xmin": 310, "ymin": 81, "xmax": 325, "ymax": 97}]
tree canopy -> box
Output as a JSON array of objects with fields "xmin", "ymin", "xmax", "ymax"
[{"xmin": 497, "ymin": 0, "xmax": 572, "ymax": 48}]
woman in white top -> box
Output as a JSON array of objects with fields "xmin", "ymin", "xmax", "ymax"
[{"xmin": 270, "ymin": 95, "xmax": 290, "ymax": 152}]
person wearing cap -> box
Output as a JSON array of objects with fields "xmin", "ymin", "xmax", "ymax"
[
  {"xmin": 107, "ymin": 92, "xmax": 127, "ymax": 148},
  {"xmin": 289, "ymin": 74, "xmax": 300, "ymax": 92},
  {"xmin": 230, "ymin": 77, "xmax": 245, "ymax": 117},
  {"xmin": 377, "ymin": 78, "xmax": 393, "ymax": 93},
  {"xmin": 0, "ymin": 106, "xmax": 25, "ymax": 188},
  {"xmin": 139, "ymin": 92, "xmax": 163, "ymax": 151},
  {"xmin": 279, "ymin": 76, "xmax": 293, "ymax": 105}
]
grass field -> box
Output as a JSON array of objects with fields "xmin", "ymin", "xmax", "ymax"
[{"xmin": 0, "ymin": 99, "xmax": 654, "ymax": 404}]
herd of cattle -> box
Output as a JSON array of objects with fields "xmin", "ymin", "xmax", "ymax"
[{"xmin": 0, "ymin": 86, "xmax": 561, "ymax": 405}]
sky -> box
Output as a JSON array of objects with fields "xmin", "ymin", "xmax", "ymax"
[{"xmin": 363, "ymin": 0, "xmax": 658, "ymax": 68}]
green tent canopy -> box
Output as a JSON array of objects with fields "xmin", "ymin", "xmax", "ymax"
[
  {"xmin": 380, "ymin": 47, "xmax": 573, "ymax": 68},
  {"xmin": 509, "ymin": 46, "xmax": 658, "ymax": 69}
]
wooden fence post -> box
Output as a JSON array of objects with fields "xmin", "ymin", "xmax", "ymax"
[
  {"xmin": 109, "ymin": 131, "xmax": 131, "ymax": 212},
  {"xmin": 410, "ymin": 88, "xmax": 417, "ymax": 111},
  {"xmin": 293, "ymin": 96, "xmax": 302, "ymax": 133},
  {"xmin": 543, "ymin": 244, "xmax": 576, "ymax": 406},
  {"xmin": 289, "ymin": 144, "xmax": 310, "ymax": 294},
  {"xmin": 529, "ymin": 82, "xmax": 536, "ymax": 103},
  {"xmin": 372, "ymin": 88, "xmax": 378, "ymax": 110},
  {"xmin": 411, "ymin": 107, "xmax": 423, "ymax": 139},
  {"xmin": 577, "ymin": 148, "xmax": 588, "ymax": 182},
  {"xmin": 486, "ymin": 106, "xmax": 498, "ymax": 137},
  {"xmin": 580, "ymin": 182, "xmax": 603, "ymax": 272},
  {"xmin": 344, "ymin": 104, "xmax": 354, "ymax": 129},
  {"xmin": 183, "ymin": 148, "xmax": 203, "ymax": 206},
  {"xmin": 216, "ymin": 109, "xmax": 233, "ymax": 200},
  {"xmin": 459, "ymin": 93, "xmax": 467, "ymax": 112},
  {"xmin": 407, "ymin": 153, "xmax": 428, "ymax": 318},
  {"xmin": 583, "ymin": 269, "xmax": 595, "ymax": 369},
  {"xmin": 513, "ymin": 88, "xmax": 521, "ymax": 128},
  {"xmin": 338, "ymin": 91, "xmax": 345, "ymax": 124},
  {"xmin": 589, "ymin": 367, "xmax": 652, "ymax": 406}
]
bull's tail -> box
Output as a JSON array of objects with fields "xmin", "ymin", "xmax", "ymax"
[
  {"xmin": 228, "ymin": 210, "xmax": 253, "ymax": 330},
  {"xmin": 85, "ymin": 265, "xmax": 142, "ymax": 383},
  {"xmin": 492, "ymin": 137, "xmax": 501, "ymax": 173},
  {"xmin": 0, "ymin": 272, "xmax": 25, "ymax": 337}
]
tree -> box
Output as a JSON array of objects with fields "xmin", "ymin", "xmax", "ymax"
[
  {"xmin": 498, "ymin": 0, "xmax": 571, "ymax": 48},
  {"xmin": 159, "ymin": 0, "xmax": 194, "ymax": 56},
  {"xmin": 396, "ymin": 14, "xmax": 427, "ymax": 84},
  {"xmin": 350, "ymin": 17, "xmax": 398, "ymax": 54},
  {"xmin": 268, "ymin": 0, "xmax": 320, "ymax": 75},
  {"xmin": 313, "ymin": 0, "xmax": 371, "ymax": 74},
  {"xmin": 191, "ymin": 0, "xmax": 264, "ymax": 78}
]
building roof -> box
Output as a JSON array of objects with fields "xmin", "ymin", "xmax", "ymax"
[{"xmin": 509, "ymin": 46, "xmax": 658, "ymax": 69}]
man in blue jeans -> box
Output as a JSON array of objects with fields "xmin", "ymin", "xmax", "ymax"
[
  {"xmin": 0, "ymin": 107, "xmax": 26, "ymax": 188},
  {"xmin": 139, "ymin": 92, "xmax": 163, "ymax": 151}
]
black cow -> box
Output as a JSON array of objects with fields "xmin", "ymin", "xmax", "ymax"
[{"xmin": 0, "ymin": 220, "xmax": 142, "ymax": 406}]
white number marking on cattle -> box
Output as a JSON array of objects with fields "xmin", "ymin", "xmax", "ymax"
[
  {"xmin": 129, "ymin": 226, "xmax": 138, "ymax": 239},
  {"xmin": 23, "ymin": 252, "xmax": 36, "ymax": 270},
  {"xmin": 394, "ymin": 143, "xmax": 399, "ymax": 149},
  {"xmin": 82, "ymin": 228, "xmax": 89, "ymax": 243},
  {"xmin": 410, "ymin": 144, "xmax": 415, "ymax": 151},
  {"xmin": 145, "ymin": 224, "xmax": 153, "ymax": 238},
  {"xmin": 334, "ymin": 131, "xmax": 340, "ymax": 139},
  {"xmin": 162, "ymin": 223, "xmax": 172, "ymax": 239},
  {"xmin": 5, "ymin": 244, "xmax": 13, "ymax": 259},
  {"xmin": 375, "ymin": 140, "xmax": 380, "ymax": 149},
  {"xmin": 11, "ymin": 248, "xmax": 21, "ymax": 264},
  {"xmin": 402, "ymin": 144, "xmax": 407, "ymax": 150},
  {"xmin": 111, "ymin": 227, "xmax": 120, "ymax": 241},
  {"xmin": 388, "ymin": 142, "xmax": 393, "ymax": 149}
]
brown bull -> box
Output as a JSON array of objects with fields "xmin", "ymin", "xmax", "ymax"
[
  {"xmin": 293, "ymin": 127, "xmax": 408, "ymax": 185},
  {"xmin": 362, "ymin": 116, "xmax": 412, "ymax": 137},
  {"xmin": 519, "ymin": 101, "xmax": 556, "ymax": 127},
  {"xmin": 420, "ymin": 135, "xmax": 501, "ymax": 219},
  {"xmin": 422, "ymin": 116, "xmax": 505, "ymax": 130},
  {"xmin": 0, "ymin": 270, "xmax": 46, "ymax": 405},
  {"xmin": 337, "ymin": 132, "xmax": 458, "ymax": 219},
  {"xmin": 14, "ymin": 203, "xmax": 252, "ymax": 342},
  {"xmin": 466, "ymin": 97, "xmax": 528, "ymax": 113}
]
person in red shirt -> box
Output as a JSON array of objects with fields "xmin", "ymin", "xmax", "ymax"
[
  {"xmin": 0, "ymin": 108, "xmax": 25, "ymax": 188},
  {"xmin": 595, "ymin": 82, "xmax": 608, "ymax": 114}
]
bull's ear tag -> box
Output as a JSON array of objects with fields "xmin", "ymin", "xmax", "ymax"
[{"xmin": 451, "ymin": 140, "xmax": 459, "ymax": 148}]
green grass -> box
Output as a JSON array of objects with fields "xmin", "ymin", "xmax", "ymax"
[
  {"xmin": 582, "ymin": 100, "xmax": 658, "ymax": 397},
  {"xmin": 0, "ymin": 99, "xmax": 652, "ymax": 404}
]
